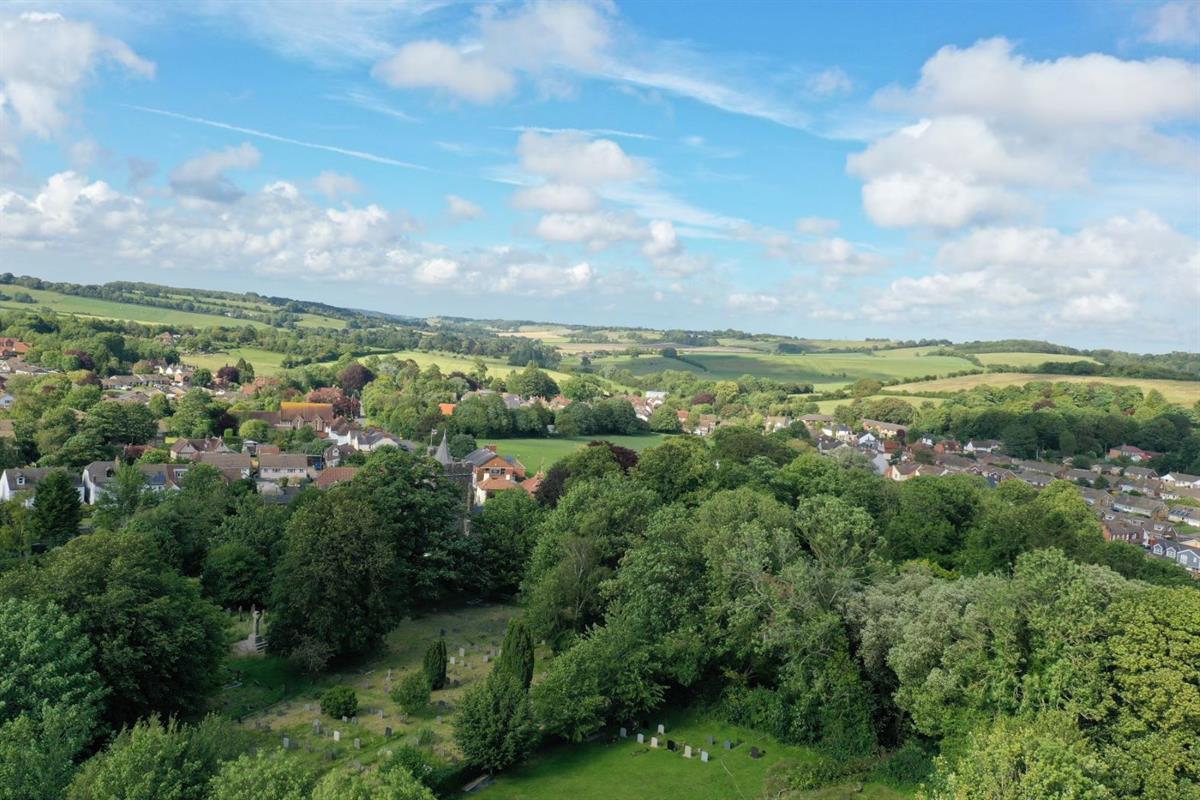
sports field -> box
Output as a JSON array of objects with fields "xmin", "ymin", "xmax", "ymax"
[
  {"xmin": 481, "ymin": 433, "xmax": 668, "ymax": 471},
  {"xmin": 888, "ymin": 373, "xmax": 1200, "ymax": 405}
]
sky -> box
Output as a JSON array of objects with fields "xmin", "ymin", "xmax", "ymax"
[{"xmin": 0, "ymin": 0, "xmax": 1198, "ymax": 351}]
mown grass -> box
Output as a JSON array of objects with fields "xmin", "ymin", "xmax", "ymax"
[
  {"xmin": 888, "ymin": 373, "xmax": 1200, "ymax": 405},
  {"xmin": 480, "ymin": 433, "xmax": 668, "ymax": 471},
  {"xmin": 186, "ymin": 347, "xmax": 292, "ymax": 376}
]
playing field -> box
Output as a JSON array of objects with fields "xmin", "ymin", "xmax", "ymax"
[
  {"xmin": 482, "ymin": 433, "xmax": 668, "ymax": 471},
  {"xmin": 592, "ymin": 351, "xmax": 977, "ymax": 390},
  {"xmin": 186, "ymin": 347, "xmax": 292, "ymax": 375},
  {"xmin": 888, "ymin": 373, "xmax": 1200, "ymax": 405}
]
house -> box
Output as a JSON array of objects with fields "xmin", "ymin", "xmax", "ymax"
[
  {"xmin": 1167, "ymin": 506, "xmax": 1200, "ymax": 525},
  {"xmin": 1124, "ymin": 466, "xmax": 1159, "ymax": 481},
  {"xmin": 833, "ymin": 424, "xmax": 855, "ymax": 443},
  {"xmin": 0, "ymin": 468, "xmax": 85, "ymax": 505},
  {"xmin": 462, "ymin": 445, "xmax": 526, "ymax": 484},
  {"xmin": 438, "ymin": 402, "xmax": 457, "ymax": 417},
  {"xmin": 1060, "ymin": 468, "xmax": 1096, "ymax": 485},
  {"xmin": 1112, "ymin": 495, "xmax": 1165, "ymax": 518},
  {"xmin": 964, "ymin": 439, "xmax": 1002, "ymax": 454},
  {"xmin": 1013, "ymin": 459, "xmax": 1061, "ymax": 476},
  {"xmin": 800, "ymin": 414, "xmax": 836, "ymax": 431},
  {"xmin": 196, "ymin": 451, "xmax": 253, "ymax": 482},
  {"xmin": 861, "ymin": 419, "xmax": 908, "ymax": 440},
  {"xmin": 349, "ymin": 428, "xmax": 404, "ymax": 452},
  {"xmin": 323, "ymin": 418, "xmax": 360, "ymax": 446},
  {"xmin": 258, "ymin": 453, "xmax": 309, "ymax": 483},
  {"xmin": 315, "ymin": 466, "xmax": 359, "ymax": 490},
  {"xmin": 1149, "ymin": 540, "xmax": 1200, "ymax": 575},
  {"xmin": 1078, "ymin": 487, "xmax": 1113, "ymax": 508},
  {"xmin": 279, "ymin": 402, "xmax": 336, "ymax": 432},
  {"xmin": 1161, "ymin": 472, "xmax": 1200, "ymax": 489},
  {"xmin": 83, "ymin": 460, "xmax": 190, "ymax": 504},
  {"xmin": 887, "ymin": 463, "xmax": 925, "ymax": 482},
  {"xmin": 693, "ymin": 414, "xmax": 720, "ymax": 436},
  {"xmin": 815, "ymin": 436, "xmax": 848, "ymax": 454},
  {"xmin": 1018, "ymin": 472, "xmax": 1054, "ymax": 489},
  {"xmin": 763, "ymin": 415, "xmax": 793, "ymax": 433},
  {"xmin": 1107, "ymin": 444, "xmax": 1161, "ymax": 462},
  {"xmin": 170, "ymin": 436, "xmax": 231, "ymax": 461},
  {"xmin": 857, "ymin": 431, "xmax": 882, "ymax": 452},
  {"xmin": 0, "ymin": 338, "xmax": 31, "ymax": 357},
  {"xmin": 1117, "ymin": 478, "xmax": 1158, "ymax": 496}
]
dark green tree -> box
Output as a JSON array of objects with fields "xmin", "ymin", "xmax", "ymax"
[
  {"xmin": 454, "ymin": 672, "xmax": 539, "ymax": 773},
  {"xmin": 29, "ymin": 470, "xmax": 82, "ymax": 547},
  {"xmin": 496, "ymin": 618, "xmax": 535, "ymax": 689},
  {"xmin": 422, "ymin": 639, "xmax": 447, "ymax": 691}
]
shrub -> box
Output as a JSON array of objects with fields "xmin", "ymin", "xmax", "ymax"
[
  {"xmin": 422, "ymin": 640, "xmax": 447, "ymax": 691},
  {"xmin": 874, "ymin": 739, "xmax": 935, "ymax": 786},
  {"xmin": 320, "ymin": 686, "xmax": 357, "ymax": 720},
  {"xmin": 495, "ymin": 619, "xmax": 535, "ymax": 689},
  {"xmin": 391, "ymin": 672, "xmax": 431, "ymax": 715},
  {"xmin": 455, "ymin": 673, "xmax": 539, "ymax": 773}
]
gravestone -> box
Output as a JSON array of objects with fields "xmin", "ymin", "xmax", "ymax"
[
  {"xmin": 385, "ymin": 726, "xmax": 392, "ymax": 738},
  {"xmin": 313, "ymin": 720, "xmax": 321, "ymax": 733},
  {"xmin": 707, "ymin": 735, "xmax": 715, "ymax": 746},
  {"xmin": 459, "ymin": 647, "xmax": 465, "ymax": 657},
  {"xmin": 701, "ymin": 750, "xmax": 709, "ymax": 763},
  {"xmin": 436, "ymin": 715, "xmax": 443, "ymax": 724},
  {"xmin": 379, "ymin": 710, "xmax": 385, "ymax": 719},
  {"xmin": 619, "ymin": 726, "xmax": 627, "ymax": 738},
  {"xmin": 636, "ymin": 733, "xmax": 644, "ymax": 744},
  {"xmin": 282, "ymin": 736, "xmax": 291, "ymax": 750},
  {"xmin": 650, "ymin": 737, "xmax": 659, "ymax": 748},
  {"xmin": 350, "ymin": 716, "xmax": 357, "ymax": 724},
  {"xmin": 684, "ymin": 745, "xmax": 692, "ymax": 758},
  {"xmin": 354, "ymin": 738, "xmax": 361, "ymax": 750},
  {"xmin": 723, "ymin": 740, "xmax": 732, "ymax": 750},
  {"xmin": 749, "ymin": 746, "xmax": 762, "ymax": 759},
  {"xmin": 387, "ymin": 669, "xmax": 393, "ymax": 680},
  {"xmin": 333, "ymin": 731, "xmax": 341, "ymax": 742},
  {"xmin": 342, "ymin": 716, "xmax": 348, "ymax": 723},
  {"xmin": 304, "ymin": 703, "xmax": 311, "ymax": 712},
  {"xmin": 483, "ymin": 655, "xmax": 489, "ymax": 663},
  {"xmin": 449, "ymin": 656, "xmax": 456, "ymax": 665},
  {"xmin": 667, "ymin": 740, "xmax": 676, "ymax": 751},
  {"xmin": 657, "ymin": 723, "xmax": 665, "ymax": 735},
  {"xmin": 325, "ymin": 751, "xmax": 334, "ymax": 762}
]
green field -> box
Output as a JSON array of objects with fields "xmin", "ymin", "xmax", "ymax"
[
  {"xmin": 974, "ymin": 352, "xmax": 1098, "ymax": 367},
  {"xmin": 812, "ymin": 394, "xmax": 944, "ymax": 414},
  {"xmin": 889, "ymin": 373, "xmax": 1200, "ymax": 405},
  {"xmin": 0, "ymin": 285, "xmax": 346, "ymax": 329},
  {"xmin": 590, "ymin": 351, "xmax": 977, "ymax": 390},
  {"xmin": 483, "ymin": 433, "xmax": 668, "ymax": 471},
  {"xmin": 481, "ymin": 707, "xmax": 912, "ymax": 800},
  {"xmin": 360, "ymin": 350, "xmax": 630, "ymax": 389},
  {"xmin": 186, "ymin": 347, "xmax": 292, "ymax": 375}
]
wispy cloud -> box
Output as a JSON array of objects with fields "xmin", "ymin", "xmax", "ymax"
[
  {"xmin": 123, "ymin": 105, "xmax": 431, "ymax": 170},
  {"xmin": 325, "ymin": 89, "xmax": 421, "ymax": 122},
  {"xmin": 497, "ymin": 125, "xmax": 658, "ymax": 141}
]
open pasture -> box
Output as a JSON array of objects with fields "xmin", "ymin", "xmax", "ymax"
[
  {"xmin": 185, "ymin": 347, "xmax": 292, "ymax": 376},
  {"xmin": 481, "ymin": 433, "xmax": 667, "ymax": 472},
  {"xmin": 888, "ymin": 373, "xmax": 1200, "ymax": 405},
  {"xmin": 0, "ymin": 286, "xmax": 276, "ymax": 329}
]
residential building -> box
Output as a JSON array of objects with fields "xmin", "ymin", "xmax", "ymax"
[
  {"xmin": 170, "ymin": 436, "xmax": 231, "ymax": 461},
  {"xmin": 258, "ymin": 453, "xmax": 309, "ymax": 483},
  {"xmin": 1149, "ymin": 540, "xmax": 1200, "ymax": 575},
  {"xmin": 315, "ymin": 466, "xmax": 359, "ymax": 490},
  {"xmin": 861, "ymin": 419, "xmax": 908, "ymax": 440},
  {"xmin": 1161, "ymin": 472, "xmax": 1200, "ymax": 489},
  {"xmin": 964, "ymin": 439, "xmax": 1002, "ymax": 454},
  {"xmin": 196, "ymin": 451, "xmax": 253, "ymax": 482},
  {"xmin": 1107, "ymin": 444, "xmax": 1161, "ymax": 462},
  {"xmin": 1112, "ymin": 495, "xmax": 1165, "ymax": 518},
  {"xmin": 0, "ymin": 468, "xmax": 85, "ymax": 505}
]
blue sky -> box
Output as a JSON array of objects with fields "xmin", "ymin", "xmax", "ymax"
[{"xmin": 1, "ymin": 1, "xmax": 1198, "ymax": 350}]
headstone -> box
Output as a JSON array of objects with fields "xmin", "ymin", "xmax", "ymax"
[
  {"xmin": 436, "ymin": 715, "xmax": 443, "ymax": 724},
  {"xmin": 483, "ymin": 655, "xmax": 489, "ymax": 663},
  {"xmin": 684, "ymin": 745, "xmax": 692, "ymax": 758},
  {"xmin": 701, "ymin": 750, "xmax": 709, "ymax": 763},
  {"xmin": 342, "ymin": 716, "xmax": 348, "ymax": 723},
  {"xmin": 313, "ymin": 720, "xmax": 321, "ymax": 733},
  {"xmin": 282, "ymin": 736, "xmax": 291, "ymax": 750},
  {"xmin": 657, "ymin": 723, "xmax": 665, "ymax": 735},
  {"xmin": 707, "ymin": 735, "xmax": 715, "ymax": 746},
  {"xmin": 354, "ymin": 738, "xmax": 361, "ymax": 750},
  {"xmin": 379, "ymin": 709, "xmax": 385, "ymax": 719},
  {"xmin": 304, "ymin": 703, "xmax": 311, "ymax": 712},
  {"xmin": 385, "ymin": 726, "xmax": 392, "ymax": 738},
  {"xmin": 619, "ymin": 726, "xmax": 628, "ymax": 738},
  {"xmin": 325, "ymin": 750, "xmax": 334, "ymax": 761},
  {"xmin": 387, "ymin": 669, "xmax": 393, "ymax": 680},
  {"xmin": 333, "ymin": 731, "xmax": 341, "ymax": 742},
  {"xmin": 636, "ymin": 733, "xmax": 644, "ymax": 744},
  {"xmin": 351, "ymin": 716, "xmax": 357, "ymax": 725},
  {"xmin": 459, "ymin": 647, "xmax": 465, "ymax": 657},
  {"xmin": 449, "ymin": 656, "xmax": 456, "ymax": 665},
  {"xmin": 650, "ymin": 737, "xmax": 659, "ymax": 748},
  {"xmin": 749, "ymin": 746, "xmax": 762, "ymax": 759},
  {"xmin": 723, "ymin": 740, "xmax": 732, "ymax": 750},
  {"xmin": 667, "ymin": 739, "xmax": 677, "ymax": 751}
]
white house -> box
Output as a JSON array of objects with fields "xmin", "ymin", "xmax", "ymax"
[
  {"xmin": 965, "ymin": 439, "xmax": 1002, "ymax": 454},
  {"xmin": 1161, "ymin": 472, "xmax": 1200, "ymax": 489},
  {"xmin": 0, "ymin": 468, "xmax": 86, "ymax": 506}
]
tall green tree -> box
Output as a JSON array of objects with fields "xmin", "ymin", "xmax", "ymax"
[
  {"xmin": 496, "ymin": 618, "xmax": 535, "ymax": 689},
  {"xmin": 422, "ymin": 639, "xmax": 447, "ymax": 691},
  {"xmin": 455, "ymin": 672, "xmax": 539, "ymax": 773},
  {"xmin": 29, "ymin": 470, "xmax": 82, "ymax": 547}
]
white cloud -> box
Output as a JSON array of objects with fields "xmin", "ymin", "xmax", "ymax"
[
  {"xmin": 512, "ymin": 182, "xmax": 597, "ymax": 212},
  {"xmin": 445, "ymin": 194, "xmax": 483, "ymax": 220},
  {"xmin": 850, "ymin": 38, "xmax": 1200, "ymax": 229},
  {"xmin": 795, "ymin": 216, "xmax": 840, "ymax": 235},
  {"xmin": 533, "ymin": 211, "xmax": 644, "ymax": 247},
  {"xmin": 728, "ymin": 293, "xmax": 781, "ymax": 312},
  {"xmin": 517, "ymin": 130, "xmax": 640, "ymax": 185},
  {"xmin": 414, "ymin": 257, "xmax": 460, "ymax": 284},
  {"xmin": 807, "ymin": 67, "xmax": 853, "ymax": 96},
  {"xmin": 1143, "ymin": 1, "xmax": 1200, "ymax": 46},
  {"xmin": 169, "ymin": 142, "xmax": 260, "ymax": 203},
  {"xmin": 314, "ymin": 170, "xmax": 362, "ymax": 199},
  {"xmin": 0, "ymin": 11, "xmax": 153, "ymax": 158},
  {"xmin": 496, "ymin": 261, "xmax": 593, "ymax": 295},
  {"xmin": 1062, "ymin": 293, "xmax": 1136, "ymax": 324},
  {"xmin": 372, "ymin": 40, "xmax": 515, "ymax": 103},
  {"xmin": 642, "ymin": 220, "xmax": 680, "ymax": 258},
  {"xmin": 0, "ymin": 170, "xmax": 140, "ymax": 240}
]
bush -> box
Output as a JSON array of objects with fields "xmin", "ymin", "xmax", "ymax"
[
  {"xmin": 391, "ymin": 672, "xmax": 431, "ymax": 715},
  {"xmin": 422, "ymin": 640, "xmax": 447, "ymax": 691},
  {"xmin": 874, "ymin": 739, "xmax": 935, "ymax": 786},
  {"xmin": 454, "ymin": 673, "xmax": 539, "ymax": 773},
  {"xmin": 320, "ymin": 686, "xmax": 357, "ymax": 719}
]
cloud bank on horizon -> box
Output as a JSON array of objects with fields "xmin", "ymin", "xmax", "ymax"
[{"xmin": 0, "ymin": 1, "xmax": 1197, "ymax": 350}]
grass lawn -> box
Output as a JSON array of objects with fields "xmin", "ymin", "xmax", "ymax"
[
  {"xmin": 482, "ymin": 433, "xmax": 668, "ymax": 471},
  {"xmin": 974, "ymin": 352, "xmax": 1098, "ymax": 367},
  {"xmin": 888, "ymin": 373, "xmax": 1200, "ymax": 405},
  {"xmin": 593, "ymin": 351, "xmax": 977, "ymax": 390},
  {"xmin": 481, "ymin": 706, "xmax": 912, "ymax": 800},
  {"xmin": 186, "ymin": 347, "xmax": 291, "ymax": 375}
]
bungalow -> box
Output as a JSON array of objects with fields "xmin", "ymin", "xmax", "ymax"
[
  {"xmin": 349, "ymin": 428, "xmax": 404, "ymax": 452},
  {"xmin": 1078, "ymin": 487, "xmax": 1113, "ymax": 508},
  {"xmin": 1161, "ymin": 472, "xmax": 1200, "ymax": 489},
  {"xmin": 196, "ymin": 451, "xmax": 253, "ymax": 482},
  {"xmin": 1124, "ymin": 466, "xmax": 1159, "ymax": 481},
  {"xmin": 0, "ymin": 468, "xmax": 85, "ymax": 505},
  {"xmin": 279, "ymin": 402, "xmax": 336, "ymax": 432},
  {"xmin": 0, "ymin": 338, "xmax": 31, "ymax": 357},
  {"xmin": 315, "ymin": 466, "xmax": 359, "ymax": 490},
  {"xmin": 1167, "ymin": 506, "xmax": 1200, "ymax": 525},
  {"xmin": 1018, "ymin": 472, "xmax": 1054, "ymax": 489},
  {"xmin": 1112, "ymin": 495, "xmax": 1165, "ymax": 518},
  {"xmin": 258, "ymin": 453, "xmax": 309, "ymax": 483},
  {"xmin": 1013, "ymin": 459, "xmax": 1060, "ymax": 476},
  {"xmin": 170, "ymin": 436, "xmax": 231, "ymax": 461},
  {"xmin": 1107, "ymin": 444, "xmax": 1161, "ymax": 462},
  {"xmin": 763, "ymin": 415, "xmax": 793, "ymax": 433},
  {"xmin": 1117, "ymin": 478, "xmax": 1158, "ymax": 496},
  {"xmin": 1060, "ymin": 468, "xmax": 1096, "ymax": 485},
  {"xmin": 83, "ymin": 460, "xmax": 189, "ymax": 504},
  {"xmin": 964, "ymin": 439, "xmax": 1002, "ymax": 454},
  {"xmin": 861, "ymin": 419, "xmax": 908, "ymax": 440},
  {"xmin": 1149, "ymin": 540, "xmax": 1200, "ymax": 575},
  {"xmin": 799, "ymin": 414, "xmax": 836, "ymax": 431}
]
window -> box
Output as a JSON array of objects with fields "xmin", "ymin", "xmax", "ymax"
[{"xmin": 15, "ymin": 476, "xmax": 24, "ymax": 486}]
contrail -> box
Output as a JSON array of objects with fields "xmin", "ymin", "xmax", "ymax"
[{"xmin": 123, "ymin": 104, "xmax": 431, "ymax": 171}]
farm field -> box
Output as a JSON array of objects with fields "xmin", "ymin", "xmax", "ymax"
[
  {"xmin": 0, "ymin": 286, "xmax": 278, "ymax": 329},
  {"xmin": 481, "ymin": 707, "xmax": 912, "ymax": 800},
  {"xmin": 185, "ymin": 347, "xmax": 291, "ymax": 375},
  {"xmin": 591, "ymin": 351, "xmax": 977, "ymax": 390},
  {"xmin": 359, "ymin": 349, "xmax": 625, "ymax": 389},
  {"xmin": 482, "ymin": 433, "xmax": 668, "ymax": 471},
  {"xmin": 888, "ymin": 373, "xmax": 1200, "ymax": 405},
  {"xmin": 812, "ymin": 394, "xmax": 944, "ymax": 414}
]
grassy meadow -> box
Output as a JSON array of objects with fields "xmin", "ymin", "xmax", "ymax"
[
  {"xmin": 481, "ymin": 433, "xmax": 668, "ymax": 471},
  {"xmin": 186, "ymin": 347, "xmax": 292, "ymax": 376},
  {"xmin": 888, "ymin": 373, "xmax": 1200, "ymax": 405}
]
